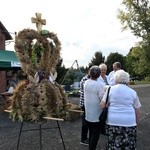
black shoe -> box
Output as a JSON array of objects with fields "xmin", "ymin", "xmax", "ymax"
[{"xmin": 80, "ymin": 139, "xmax": 89, "ymax": 146}]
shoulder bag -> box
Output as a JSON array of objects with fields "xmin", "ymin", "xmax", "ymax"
[{"xmin": 99, "ymin": 86, "xmax": 111, "ymax": 135}]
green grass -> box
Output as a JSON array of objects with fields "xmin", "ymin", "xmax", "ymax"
[{"xmin": 134, "ymin": 80, "xmax": 150, "ymax": 84}]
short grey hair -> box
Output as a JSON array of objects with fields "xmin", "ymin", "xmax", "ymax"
[
  {"xmin": 89, "ymin": 65, "xmax": 100, "ymax": 79},
  {"xmin": 114, "ymin": 70, "xmax": 130, "ymax": 84},
  {"xmin": 99, "ymin": 63, "xmax": 107, "ymax": 70}
]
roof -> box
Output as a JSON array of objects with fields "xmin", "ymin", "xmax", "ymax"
[
  {"xmin": 0, "ymin": 50, "xmax": 21, "ymax": 70},
  {"xmin": 0, "ymin": 22, "xmax": 12, "ymax": 40}
]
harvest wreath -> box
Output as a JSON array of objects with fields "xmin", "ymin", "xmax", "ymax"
[{"xmin": 9, "ymin": 13, "xmax": 81, "ymax": 122}]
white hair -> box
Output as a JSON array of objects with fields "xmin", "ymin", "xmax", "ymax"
[
  {"xmin": 99, "ymin": 63, "xmax": 107, "ymax": 70},
  {"xmin": 114, "ymin": 70, "xmax": 130, "ymax": 84}
]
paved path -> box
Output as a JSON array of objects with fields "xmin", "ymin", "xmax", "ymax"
[{"xmin": 0, "ymin": 84, "xmax": 150, "ymax": 150}]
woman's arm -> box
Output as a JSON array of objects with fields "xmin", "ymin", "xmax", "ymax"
[
  {"xmin": 134, "ymin": 95, "xmax": 141, "ymax": 124},
  {"xmin": 100, "ymin": 89, "xmax": 108, "ymax": 109},
  {"xmin": 100, "ymin": 86, "xmax": 111, "ymax": 109},
  {"xmin": 135, "ymin": 108, "xmax": 141, "ymax": 124}
]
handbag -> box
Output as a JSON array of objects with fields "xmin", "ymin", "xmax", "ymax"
[{"xmin": 99, "ymin": 86, "xmax": 111, "ymax": 135}]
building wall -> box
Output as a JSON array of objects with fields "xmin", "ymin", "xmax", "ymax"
[
  {"xmin": 0, "ymin": 71, "xmax": 7, "ymax": 93},
  {"xmin": 0, "ymin": 31, "xmax": 5, "ymax": 49},
  {"xmin": 0, "ymin": 31, "xmax": 7, "ymax": 93}
]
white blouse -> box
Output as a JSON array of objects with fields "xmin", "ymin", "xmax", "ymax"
[
  {"xmin": 84, "ymin": 79, "xmax": 105, "ymax": 122},
  {"xmin": 102, "ymin": 84, "xmax": 141, "ymax": 127},
  {"xmin": 97, "ymin": 75, "xmax": 110, "ymax": 85}
]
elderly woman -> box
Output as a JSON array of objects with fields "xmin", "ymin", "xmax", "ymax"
[
  {"xmin": 100, "ymin": 70, "xmax": 141, "ymax": 150},
  {"xmin": 98, "ymin": 63, "xmax": 110, "ymax": 85},
  {"xmin": 84, "ymin": 65, "xmax": 105, "ymax": 150}
]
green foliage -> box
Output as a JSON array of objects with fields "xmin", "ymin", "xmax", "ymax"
[
  {"xmin": 126, "ymin": 46, "xmax": 150, "ymax": 79},
  {"xmin": 134, "ymin": 80, "xmax": 150, "ymax": 84},
  {"xmin": 126, "ymin": 47, "xmax": 140, "ymax": 77},
  {"xmin": 128, "ymin": 81, "xmax": 135, "ymax": 85},
  {"xmin": 31, "ymin": 51, "xmax": 37, "ymax": 64},
  {"xmin": 58, "ymin": 60, "xmax": 88, "ymax": 85},
  {"xmin": 144, "ymin": 76, "xmax": 150, "ymax": 81},
  {"xmin": 106, "ymin": 52, "xmax": 126, "ymax": 73},
  {"xmin": 88, "ymin": 51, "xmax": 105, "ymax": 67},
  {"xmin": 118, "ymin": 0, "xmax": 150, "ymax": 38},
  {"xmin": 56, "ymin": 58, "xmax": 67, "ymax": 84},
  {"xmin": 61, "ymin": 68, "xmax": 85, "ymax": 85},
  {"xmin": 118, "ymin": 0, "xmax": 150, "ymax": 79},
  {"xmin": 32, "ymin": 42, "xmax": 44, "ymax": 64},
  {"xmin": 41, "ymin": 30, "xmax": 49, "ymax": 35}
]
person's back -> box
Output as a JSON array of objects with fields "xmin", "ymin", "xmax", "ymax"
[
  {"xmin": 101, "ymin": 70, "xmax": 141, "ymax": 149},
  {"xmin": 108, "ymin": 62, "xmax": 121, "ymax": 86},
  {"xmin": 79, "ymin": 74, "xmax": 90, "ymax": 146},
  {"xmin": 84, "ymin": 79, "xmax": 105, "ymax": 121},
  {"xmin": 107, "ymin": 84, "xmax": 140, "ymax": 126},
  {"xmin": 79, "ymin": 74, "xmax": 90, "ymax": 108},
  {"xmin": 84, "ymin": 66, "xmax": 105, "ymax": 150}
]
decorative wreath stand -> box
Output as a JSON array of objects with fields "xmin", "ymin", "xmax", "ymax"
[{"xmin": 6, "ymin": 13, "xmax": 83, "ymax": 150}]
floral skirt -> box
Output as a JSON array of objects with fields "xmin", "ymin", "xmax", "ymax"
[{"xmin": 106, "ymin": 125, "xmax": 137, "ymax": 150}]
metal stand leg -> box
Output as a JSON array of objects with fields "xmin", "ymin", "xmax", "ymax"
[
  {"xmin": 56, "ymin": 121, "xmax": 66, "ymax": 150},
  {"xmin": 17, "ymin": 122, "xmax": 23, "ymax": 150},
  {"xmin": 16, "ymin": 121, "xmax": 66, "ymax": 150},
  {"xmin": 39, "ymin": 124, "xmax": 42, "ymax": 150}
]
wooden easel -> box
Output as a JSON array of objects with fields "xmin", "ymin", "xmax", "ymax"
[
  {"xmin": 17, "ymin": 118, "xmax": 65, "ymax": 150},
  {"xmin": 5, "ymin": 109, "xmax": 83, "ymax": 150}
]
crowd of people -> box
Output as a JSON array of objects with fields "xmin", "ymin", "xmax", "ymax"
[{"xmin": 79, "ymin": 62, "xmax": 141, "ymax": 150}]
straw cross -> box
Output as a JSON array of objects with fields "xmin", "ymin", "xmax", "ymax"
[{"xmin": 31, "ymin": 13, "xmax": 46, "ymax": 32}]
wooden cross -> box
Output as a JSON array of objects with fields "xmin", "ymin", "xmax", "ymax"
[{"xmin": 31, "ymin": 13, "xmax": 46, "ymax": 32}]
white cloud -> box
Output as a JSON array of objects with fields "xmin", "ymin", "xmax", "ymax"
[{"xmin": 1, "ymin": 0, "xmax": 139, "ymax": 68}]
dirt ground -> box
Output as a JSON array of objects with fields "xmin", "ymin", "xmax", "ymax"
[{"xmin": 0, "ymin": 84, "xmax": 150, "ymax": 150}]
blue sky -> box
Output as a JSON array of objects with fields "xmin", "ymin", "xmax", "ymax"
[{"xmin": 1, "ymin": 0, "xmax": 139, "ymax": 68}]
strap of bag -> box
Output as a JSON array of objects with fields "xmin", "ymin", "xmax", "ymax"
[{"xmin": 105, "ymin": 86, "xmax": 111, "ymax": 105}]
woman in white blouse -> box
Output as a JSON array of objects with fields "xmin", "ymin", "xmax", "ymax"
[
  {"xmin": 84, "ymin": 66, "xmax": 105, "ymax": 150},
  {"xmin": 101, "ymin": 70, "xmax": 141, "ymax": 150},
  {"xmin": 98, "ymin": 63, "xmax": 110, "ymax": 87}
]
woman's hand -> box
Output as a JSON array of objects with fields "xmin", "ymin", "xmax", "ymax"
[{"xmin": 100, "ymin": 101, "xmax": 106, "ymax": 109}]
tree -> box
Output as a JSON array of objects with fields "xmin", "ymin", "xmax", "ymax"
[
  {"xmin": 106, "ymin": 52, "xmax": 126, "ymax": 73},
  {"xmin": 118, "ymin": 0, "xmax": 150, "ymax": 78},
  {"xmin": 118, "ymin": 0, "xmax": 150, "ymax": 39},
  {"xmin": 126, "ymin": 46, "xmax": 150, "ymax": 79},
  {"xmin": 126, "ymin": 47, "xmax": 141, "ymax": 78},
  {"xmin": 56, "ymin": 58, "xmax": 67, "ymax": 84},
  {"xmin": 88, "ymin": 51, "xmax": 105, "ymax": 67},
  {"xmin": 58, "ymin": 60, "xmax": 86, "ymax": 85}
]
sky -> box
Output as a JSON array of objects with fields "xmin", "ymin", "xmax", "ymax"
[{"xmin": 1, "ymin": 0, "xmax": 139, "ymax": 68}]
